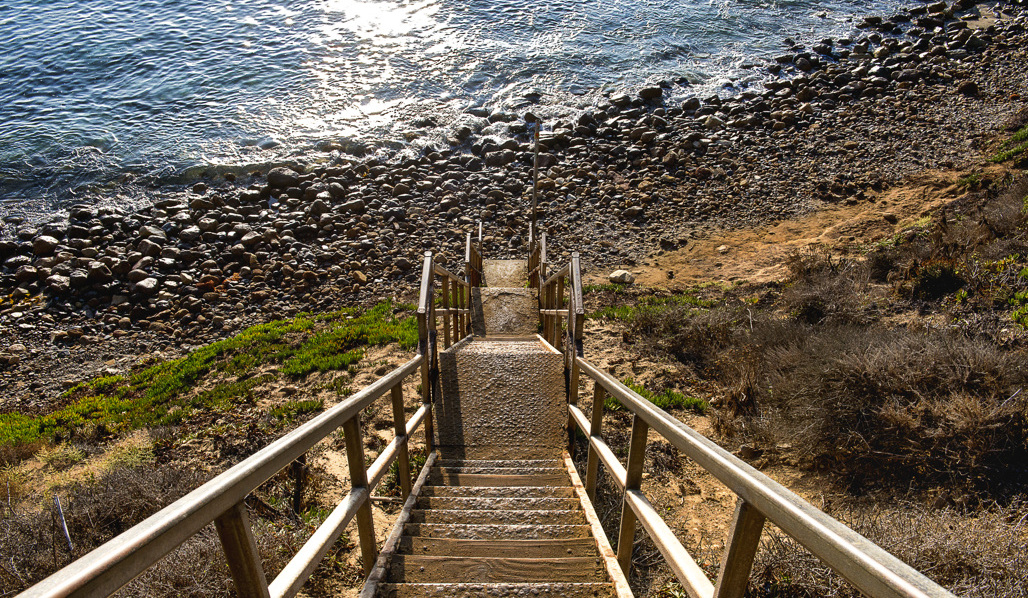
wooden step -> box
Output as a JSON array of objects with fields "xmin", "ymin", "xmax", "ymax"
[
  {"xmin": 398, "ymin": 536, "xmax": 600, "ymax": 558},
  {"xmin": 419, "ymin": 485, "xmax": 576, "ymax": 498},
  {"xmin": 387, "ymin": 555, "xmax": 608, "ymax": 583},
  {"xmin": 428, "ymin": 472, "xmax": 569, "ymax": 487},
  {"xmin": 403, "ymin": 523, "xmax": 593, "ymax": 540},
  {"xmin": 416, "ymin": 496, "xmax": 580, "ymax": 511},
  {"xmin": 436, "ymin": 459, "xmax": 564, "ymax": 469},
  {"xmin": 375, "ymin": 582, "xmax": 616, "ymax": 598},
  {"xmin": 408, "ymin": 509, "xmax": 587, "ymax": 526},
  {"xmin": 434, "ymin": 466, "xmax": 568, "ymax": 476}
]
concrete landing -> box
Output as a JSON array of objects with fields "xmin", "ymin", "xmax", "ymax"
[
  {"xmin": 436, "ymin": 338, "xmax": 565, "ymax": 459},
  {"xmin": 472, "ymin": 288, "xmax": 537, "ymax": 337},
  {"xmin": 483, "ymin": 260, "xmax": 527, "ymax": 287}
]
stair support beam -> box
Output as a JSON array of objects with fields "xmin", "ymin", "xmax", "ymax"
[
  {"xmin": 616, "ymin": 413, "xmax": 649, "ymax": 574},
  {"xmin": 214, "ymin": 502, "xmax": 270, "ymax": 598},
  {"xmin": 343, "ymin": 417, "xmax": 378, "ymax": 575}
]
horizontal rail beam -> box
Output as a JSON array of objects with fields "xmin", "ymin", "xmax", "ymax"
[
  {"xmin": 23, "ymin": 356, "xmax": 423, "ymax": 598},
  {"xmin": 568, "ymin": 405, "xmax": 627, "ymax": 490},
  {"xmin": 576, "ymin": 358, "xmax": 955, "ymax": 598},
  {"xmin": 271, "ymin": 405, "xmax": 427, "ymax": 598},
  {"xmin": 539, "ymin": 309, "xmax": 569, "ymax": 317},
  {"xmin": 432, "ymin": 263, "xmax": 466, "ymax": 284},
  {"xmin": 541, "ymin": 263, "xmax": 570, "ymax": 288},
  {"xmin": 625, "ymin": 489, "xmax": 714, "ymax": 598},
  {"xmin": 269, "ymin": 489, "xmax": 367, "ymax": 598}
]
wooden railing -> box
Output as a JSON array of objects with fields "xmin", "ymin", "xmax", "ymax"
[
  {"xmin": 527, "ymin": 230, "xmax": 546, "ymax": 289},
  {"xmin": 20, "ymin": 356, "xmax": 428, "ymax": 598},
  {"xmin": 465, "ymin": 223, "xmax": 484, "ymax": 288},
  {"xmin": 19, "ymin": 252, "xmax": 470, "ymax": 598},
  {"xmin": 540, "ymin": 254, "xmax": 956, "ymax": 598}
]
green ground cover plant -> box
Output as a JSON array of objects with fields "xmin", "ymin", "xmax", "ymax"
[{"xmin": 0, "ymin": 301, "xmax": 417, "ymax": 458}]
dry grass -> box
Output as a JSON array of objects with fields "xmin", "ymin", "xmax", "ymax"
[{"xmin": 750, "ymin": 499, "xmax": 1028, "ymax": 598}]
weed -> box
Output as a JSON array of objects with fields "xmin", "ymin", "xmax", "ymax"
[
  {"xmin": 623, "ymin": 378, "xmax": 708, "ymax": 413},
  {"xmin": 268, "ymin": 399, "xmax": 324, "ymax": 424}
]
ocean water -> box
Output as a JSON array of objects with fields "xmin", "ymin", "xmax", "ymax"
[{"xmin": 0, "ymin": 0, "xmax": 913, "ymax": 220}]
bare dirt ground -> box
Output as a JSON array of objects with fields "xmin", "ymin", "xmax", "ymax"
[{"xmin": 585, "ymin": 163, "xmax": 1016, "ymax": 289}]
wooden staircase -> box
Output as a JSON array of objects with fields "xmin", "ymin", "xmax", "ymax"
[{"xmin": 362, "ymin": 259, "xmax": 630, "ymax": 598}]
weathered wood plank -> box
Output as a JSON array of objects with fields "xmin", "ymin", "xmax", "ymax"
[
  {"xmin": 387, "ymin": 555, "xmax": 607, "ymax": 583},
  {"xmin": 397, "ymin": 536, "xmax": 600, "ymax": 558}
]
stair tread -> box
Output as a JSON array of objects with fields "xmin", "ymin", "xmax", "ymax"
[
  {"xmin": 433, "ymin": 466, "xmax": 568, "ymax": 475},
  {"xmin": 419, "ymin": 485, "xmax": 576, "ymax": 498},
  {"xmin": 416, "ymin": 496, "xmax": 580, "ymax": 510},
  {"xmin": 375, "ymin": 582, "xmax": 616, "ymax": 598},
  {"xmin": 436, "ymin": 459, "xmax": 564, "ymax": 468},
  {"xmin": 404, "ymin": 523, "xmax": 593, "ymax": 540},
  {"xmin": 428, "ymin": 472, "xmax": 570, "ymax": 487},
  {"xmin": 387, "ymin": 554, "xmax": 608, "ymax": 583},
  {"xmin": 397, "ymin": 536, "xmax": 600, "ymax": 558},
  {"xmin": 409, "ymin": 509, "xmax": 586, "ymax": 525}
]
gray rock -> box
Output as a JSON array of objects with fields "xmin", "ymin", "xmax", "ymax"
[
  {"xmin": 609, "ymin": 270, "xmax": 636, "ymax": 284},
  {"xmin": 33, "ymin": 235, "xmax": 60, "ymax": 255},
  {"xmin": 268, "ymin": 167, "xmax": 300, "ymax": 189},
  {"xmin": 134, "ymin": 277, "xmax": 159, "ymax": 296}
]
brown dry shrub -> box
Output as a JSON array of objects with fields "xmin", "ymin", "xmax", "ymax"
[{"xmin": 750, "ymin": 500, "xmax": 1028, "ymax": 598}]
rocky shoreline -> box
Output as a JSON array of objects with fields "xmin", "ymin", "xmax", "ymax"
[{"xmin": 2, "ymin": 0, "xmax": 1028, "ymax": 409}]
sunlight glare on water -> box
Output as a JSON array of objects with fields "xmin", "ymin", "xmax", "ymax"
[{"xmin": 0, "ymin": 0, "xmax": 916, "ymax": 218}]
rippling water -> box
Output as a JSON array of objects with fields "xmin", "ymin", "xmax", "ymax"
[{"xmin": 0, "ymin": 0, "xmax": 913, "ymax": 219}]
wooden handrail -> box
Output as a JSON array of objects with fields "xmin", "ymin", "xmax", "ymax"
[
  {"xmin": 21, "ymin": 356, "xmax": 426, "ymax": 598},
  {"xmin": 572, "ymin": 358, "xmax": 957, "ymax": 598}
]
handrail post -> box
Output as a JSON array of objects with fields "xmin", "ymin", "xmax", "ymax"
[
  {"xmin": 214, "ymin": 502, "xmax": 271, "ymax": 598},
  {"xmin": 617, "ymin": 413, "xmax": 649, "ymax": 575},
  {"xmin": 568, "ymin": 253, "xmax": 585, "ymax": 454},
  {"xmin": 390, "ymin": 385, "xmax": 413, "ymax": 501},
  {"xmin": 441, "ymin": 276, "xmax": 451, "ymax": 349},
  {"xmin": 453, "ymin": 281, "xmax": 462, "ymax": 341},
  {"xmin": 342, "ymin": 416, "xmax": 377, "ymax": 575},
  {"xmin": 584, "ymin": 381, "xmax": 606, "ymax": 497},
  {"xmin": 714, "ymin": 499, "xmax": 767, "ymax": 598},
  {"xmin": 555, "ymin": 276, "xmax": 565, "ymax": 351},
  {"xmin": 417, "ymin": 252, "xmax": 435, "ymax": 454}
]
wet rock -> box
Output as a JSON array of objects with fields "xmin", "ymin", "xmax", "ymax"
[
  {"xmin": 33, "ymin": 235, "xmax": 60, "ymax": 255},
  {"xmin": 267, "ymin": 167, "xmax": 300, "ymax": 189}
]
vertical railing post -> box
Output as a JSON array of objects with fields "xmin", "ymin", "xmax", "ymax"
[
  {"xmin": 441, "ymin": 276, "xmax": 451, "ymax": 349},
  {"xmin": 417, "ymin": 252, "xmax": 435, "ymax": 457},
  {"xmin": 390, "ymin": 384, "xmax": 413, "ymax": 501},
  {"xmin": 453, "ymin": 280, "xmax": 462, "ymax": 341},
  {"xmin": 617, "ymin": 413, "xmax": 649, "ymax": 575},
  {"xmin": 714, "ymin": 499, "xmax": 767, "ymax": 598},
  {"xmin": 555, "ymin": 276, "xmax": 565, "ymax": 351},
  {"xmin": 584, "ymin": 381, "xmax": 606, "ymax": 497},
  {"xmin": 342, "ymin": 416, "xmax": 377, "ymax": 575},
  {"xmin": 214, "ymin": 502, "xmax": 271, "ymax": 598},
  {"xmin": 567, "ymin": 254, "xmax": 585, "ymax": 458}
]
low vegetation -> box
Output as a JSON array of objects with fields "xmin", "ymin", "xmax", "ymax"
[{"xmin": 0, "ymin": 300, "xmax": 419, "ymax": 594}]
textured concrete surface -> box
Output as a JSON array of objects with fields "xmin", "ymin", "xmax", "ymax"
[
  {"xmin": 472, "ymin": 288, "xmax": 537, "ymax": 336},
  {"xmin": 483, "ymin": 259, "xmax": 527, "ymax": 287},
  {"xmin": 436, "ymin": 339, "xmax": 565, "ymax": 459}
]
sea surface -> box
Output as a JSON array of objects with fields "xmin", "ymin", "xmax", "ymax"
[{"xmin": 0, "ymin": 0, "xmax": 915, "ymax": 221}]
